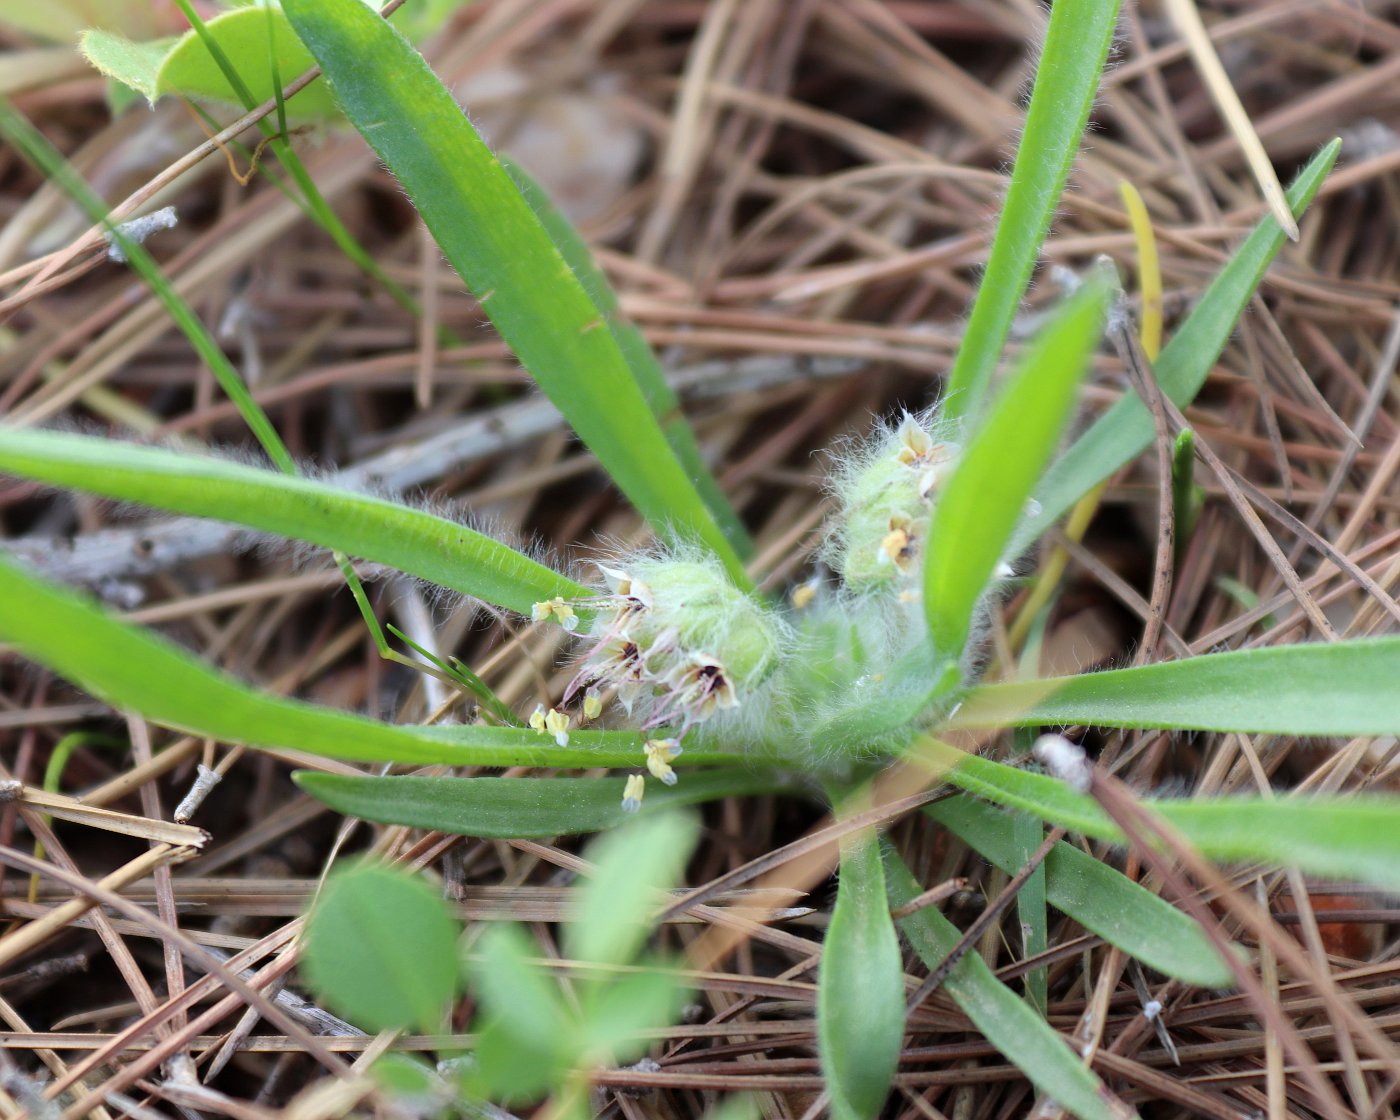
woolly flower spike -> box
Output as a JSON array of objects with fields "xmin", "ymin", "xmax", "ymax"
[
  {"xmin": 644, "ymin": 738, "xmax": 683, "ymax": 786},
  {"xmin": 565, "ymin": 551, "xmax": 783, "ymax": 736},
  {"xmin": 531, "ymin": 597, "xmax": 579, "ymax": 631},
  {"xmin": 824, "ymin": 408, "xmax": 961, "ymax": 591},
  {"xmin": 529, "ymin": 704, "xmax": 571, "ymax": 747},
  {"xmin": 620, "ymin": 773, "xmax": 646, "ymax": 813}
]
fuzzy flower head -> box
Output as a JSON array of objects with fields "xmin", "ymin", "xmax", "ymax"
[
  {"xmin": 565, "ymin": 549, "xmax": 784, "ymax": 736},
  {"xmin": 823, "ymin": 408, "xmax": 960, "ymax": 592}
]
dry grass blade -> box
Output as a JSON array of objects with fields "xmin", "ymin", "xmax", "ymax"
[
  {"xmin": 1163, "ymin": 0, "xmax": 1297, "ymax": 239},
  {"xmin": 9, "ymin": 786, "xmax": 207, "ymax": 848}
]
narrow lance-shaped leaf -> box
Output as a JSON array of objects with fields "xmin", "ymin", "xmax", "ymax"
[
  {"xmin": 295, "ymin": 771, "xmax": 780, "ymax": 840},
  {"xmin": 929, "ymin": 796, "xmax": 1236, "ymax": 988},
  {"xmin": 918, "ymin": 737, "xmax": 1400, "ymax": 893},
  {"xmin": 818, "ymin": 827, "xmax": 904, "ymax": 1120},
  {"xmin": 1019, "ymin": 139, "xmax": 1340, "ymax": 548},
  {"xmin": 0, "ymin": 429, "xmax": 582, "ymax": 617},
  {"xmin": 1011, "ymin": 811, "xmax": 1049, "ymax": 1014},
  {"xmin": 885, "ymin": 846, "xmax": 1137, "ymax": 1120},
  {"xmin": 281, "ymin": 0, "xmax": 750, "ymax": 588},
  {"xmin": 942, "ymin": 0, "xmax": 1122, "ymax": 423},
  {"xmin": 951, "ymin": 637, "xmax": 1400, "ymax": 737},
  {"xmin": 926, "ymin": 280, "xmax": 1107, "ymax": 660},
  {"xmin": 504, "ymin": 159, "xmax": 753, "ymax": 560},
  {"xmin": 0, "ymin": 550, "xmax": 743, "ymax": 770}
]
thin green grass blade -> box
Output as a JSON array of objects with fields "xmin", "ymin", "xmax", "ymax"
[
  {"xmin": 1011, "ymin": 812, "xmax": 1049, "ymax": 1013},
  {"xmin": 885, "ymin": 847, "xmax": 1136, "ymax": 1120},
  {"xmin": 1019, "ymin": 140, "xmax": 1340, "ymax": 547},
  {"xmin": 282, "ymin": 0, "xmax": 749, "ymax": 587},
  {"xmin": 0, "ymin": 550, "xmax": 743, "ymax": 770},
  {"xmin": 294, "ymin": 771, "xmax": 781, "ymax": 839},
  {"xmin": 925, "ymin": 281, "xmax": 1106, "ymax": 660},
  {"xmin": 164, "ymin": 0, "xmax": 435, "ymax": 338},
  {"xmin": 929, "ymin": 797, "xmax": 1236, "ymax": 987},
  {"xmin": 942, "ymin": 0, "xmax": 1121, "ymax": 423},
  {"xmin": 0, "ymin": 429, "xmax": 580, "ymax": 616},
  {"xmin": 0, "ymin": 91, "xmax": 404, "ymax": 655},
  {"xmin": 504, "ymin": 159, "xmax": 752, "ymax": 560},
  {"xmin": 918, "ymin": 737, "xmax": 1400, "ymax": 892},
  {"xmin": 0, "ymin": 99, "xmax": 293, "ymax": 471},
  {"xmin": 157, "ymin": 6, "xmax": 337, "ymax": 115},
  {"xmin": 950, "ymin": 637, "xmax": 1400, "ymax": 736},
  {"xmin": 817, "ymin": 828, "xmax": 904, "ymax": 1120}
]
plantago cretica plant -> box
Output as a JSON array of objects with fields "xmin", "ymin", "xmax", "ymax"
[{"xmin": 2, "ymin": 1, "xmax": 1400, "ymax": 1118}]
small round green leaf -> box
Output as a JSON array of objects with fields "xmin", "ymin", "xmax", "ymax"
[
  {"xmin": 302, "ymin": 863, "xmax": 461, "ymax": 1034},
  {"xmin": 156, "ymin": 8, "xmax": 340, "ymax": 116}
]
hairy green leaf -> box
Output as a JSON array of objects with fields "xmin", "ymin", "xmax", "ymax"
[
  {"xmin": 952, "ymin": 638, "xmax": 1400, "ymax": 736},
  {"xmin": 78, "ymin": 29, "xmax": 169, "ymax": 100},
  {"xmin": 1021, "ymin": 140, "xmax": 1341, "ymax": 546},
  {"xmin": 943, "ymin": 0, "xmax": 1121, "ymax": 422},
  {"xmin": 282, "ymin": 0, "xmax": 749, "ymax": 587},
  {"xmin": 504, "ymin": 158, "xmax": 752, "ymax": 560},
  {"xmin": 295, "ymin": 771, "xmax": 780, "ymax": 839},
  {"xmin": 566, "ymin": 812, "xmax": 699, "ymax": 969},
  {"xmin": 0, "ymin": 550, "xmax": 741, "ymax": 769},
  {"xmin": 926, "ymin": 280, "xmax": 1106, "ymax": 660},
  {"xmin": 929, "ymin": 797, "xmax": 1236, "ymax": 987},
  {"xmin": 0, "ymin": 429, "xmax": 581, "ymax": 617},
  {"xmin": 919, "ymin": 738, "xmax": 1400, "ymax": 891},
  {"xmin": 818, "ymin": 828, "xmax": 904, "ymax": 1120},
  {"xmin": 155, "ymin": 7, "xmax": 338, "ymax": 115}
]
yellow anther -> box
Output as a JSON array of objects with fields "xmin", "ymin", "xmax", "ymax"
[
  {"xmin": 878, "ymin": 515, "xmax": 916, "ymax": 572},
  {"xmin": 582, "ymin": 688, "xmax": 603, "ymax": 721},
  {"xmin": 791, "ymin": 581, "xmax": 818, "ymax": 610},
  {"xmin": 621, "ymin": 773, "xmax": 646, "ymax": 813},
  {"xmin": 529, "ymin": 704, "xmax": 571, "ymax": 747},
  {"xmin": 531, "ymin": 597, "xmax": 579, "ymax": 631},
  {"xmin": 644, "ymin": 738, "xmax": 682, "ymax": 786},
  {"xmin": 544, "ymin": 708, "xmax": 570, "ymax": 747}
]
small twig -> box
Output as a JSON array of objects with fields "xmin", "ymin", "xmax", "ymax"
[
  {"xmin": 904, "ymin": 827, "xmax": 1065, "ymax": 1013},
  {"xmin": 889, "ymin": 876, "xmax": 969, "ymax": 920}
]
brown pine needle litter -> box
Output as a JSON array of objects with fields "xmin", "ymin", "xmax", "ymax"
[{"xmin": 2, "ymin": 1, "xmax": 1400, "ymax": 1117}]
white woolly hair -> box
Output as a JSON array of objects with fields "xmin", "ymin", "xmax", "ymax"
[{"xmin": 30, "ymin": 426, "xmax": 559, "ymax": 625}]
